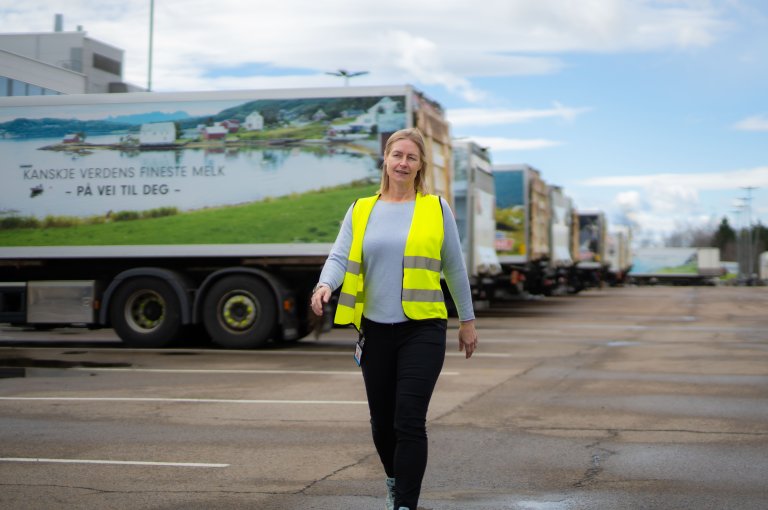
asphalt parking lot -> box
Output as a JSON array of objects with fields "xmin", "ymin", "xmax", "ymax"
[{"xmin": 1, "ymin": 285, "xmax": 767, "ymax": 509}]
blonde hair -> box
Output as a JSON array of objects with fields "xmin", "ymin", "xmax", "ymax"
[{"xmin": 379, "ymin": 127, "xmax": 431, "ymax": 195}]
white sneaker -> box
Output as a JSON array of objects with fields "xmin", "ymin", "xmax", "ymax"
[{"xmin": 385, "ymin": 477, "xmax": 395, "ymax": 510}]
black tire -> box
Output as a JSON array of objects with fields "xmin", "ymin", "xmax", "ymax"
[
  {"xmin": 110, "ymin": 277, "xmax": 182, "ymax": 348},
  {"xmin": 202, "ymin": 275, "xmax": 276, "ymax": 348}
]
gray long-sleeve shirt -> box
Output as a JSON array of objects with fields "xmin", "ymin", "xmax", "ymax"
[{"xmin": 318, "ymin": 196, "xmax": 475, "ymax": 323}]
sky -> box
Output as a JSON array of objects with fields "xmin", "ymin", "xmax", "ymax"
[{"xmin": 2, "ymin": 0, "xmax": 767, "ymax": 246}]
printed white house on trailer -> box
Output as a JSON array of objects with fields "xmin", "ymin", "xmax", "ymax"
[
  {"xmin": 139, "ymin": 122, "xmax": 176, "ymax": 146},
  {"xmin": 340, "ymin": 96, "xmax": 403, "ymax": 134},
  {"xmin": 244, "ymin": 111, "xmax": 264, "ymax": 131}
]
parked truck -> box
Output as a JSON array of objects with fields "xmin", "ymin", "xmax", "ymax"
[
  {"xmin": 451, "ymin": 139, "xmax": 501, "ymax": 307},
  {"xmin": 492, "ymin": 164, "xmax": 556, "ymax": 296},
  {"xmin": 760, "ymin": 252, "xmax": 768, "ymax": 284},
  {"xmin": 629, "ymin": 247, "xmax": 722, "ymax": 285},
  {"xmin": 574, "ymin": 210, "xmax": 609, "ymax": 290},
  {"xmin": 605, "ymin": 224, "xmax": 633, "ymax": 286},
  {"xmin": 0, "ymin": 85, "xmax": 453, "ymax": 348},
  {"xmin": 548, "ymin": 184, "xmax": 578, "ymax": 294}
]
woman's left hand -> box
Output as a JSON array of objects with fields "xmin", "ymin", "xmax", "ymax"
[
  {"xmin": 458, "ymin": 319, "xmax": 478, "ymax": 359},
  {"xmin": 310, "ymin": 284, "xmax": 331, "ymax": 317}
]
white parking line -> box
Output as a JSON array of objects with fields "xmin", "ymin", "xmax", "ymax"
[
  {"xmin": 0, "ymin": 396, "xmax": 367, "ymax": 404},
  {"xmin": 446, "ymin": 352, "xmax": 511, "ymax": 358},
  {"xmin": 70, "ymin": 368, "xmax": 460, "ymax": 376},
  {"xmin": 0, "ymin": 345, "xmax": 509, "ymax": 359},
  {"xmin": 269, "ymin": 350, "xmax": 511, "ymax": 358},
  {"xmin": 0, "ymin": 457, "xmax": 228, "ymax": 467}
]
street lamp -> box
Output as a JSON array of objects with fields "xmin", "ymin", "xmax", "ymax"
[
  {"xmin": 148, "ymin": 0, "xmax": 155, "ymax": 91},
  {"xmin": 326, "ymin": 69, "xmax": 369, "ymax": 86}
]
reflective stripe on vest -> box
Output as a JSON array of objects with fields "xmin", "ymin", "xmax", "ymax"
[
  {"xmin": 333, "ymin": 195, "xmax": 378, "ymax": 329},
  {"xmin": 333, "ymin": 193, "xmax": 447, "ymax": 330}
]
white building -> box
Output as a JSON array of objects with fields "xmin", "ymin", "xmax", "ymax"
[
  {"xmin": 0, "ymin": 14, "xmax": 143, "ymax": 96},
  {"xmin": 351, "ymin": 96, "xmax": 402, "ymax": 132},
  {"xmin": 244, "ymin": 111, "xmax": 264, "ymax": 131}
]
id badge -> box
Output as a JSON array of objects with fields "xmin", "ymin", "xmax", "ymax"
[{"xmin": 353, "ymin": 333, "xmax": 365, "ymax": 367}]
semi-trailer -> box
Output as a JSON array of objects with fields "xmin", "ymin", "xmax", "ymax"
[
  {"xmin": 492, "ymin": 164, "xmax": 555, "ymax": 296},
  {"xmin": 629, "ymin": 247, "xmax": 722, "ymax": 285},
  {"xmin": 605, "ymin": 224, "xmax": 633, "ymax": 286},
  {"xmin": 451, "ymin": 139, "xmax": 500, "ymax": 307},
  {"xmin": 0, "ymin": 85, "xmax": 453, "ymax": 348},
  {"xmin": 574, "ymin": 210, "xmax": 609, "ymax": 290}
]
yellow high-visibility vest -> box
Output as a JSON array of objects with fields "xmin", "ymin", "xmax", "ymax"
[{"xmin": 334, "ymin": 193, "xmax": 447, "ymax": 330}]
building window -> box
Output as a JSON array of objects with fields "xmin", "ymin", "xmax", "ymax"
[
  {"xmin": 11, "ymin": 79, "xmax": 27, "ymax": 96},
  {"xmin": 0, "ymin": 77, "xmax": 62, "ymax": 96},
  {"xmin": 93, "ymin": 53, "xmax": 122, "ymax": 76}
]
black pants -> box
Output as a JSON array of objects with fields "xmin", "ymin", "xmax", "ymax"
[{"xmin": 360, "ymin": 317, "xmax": 447, "ymax": 510}]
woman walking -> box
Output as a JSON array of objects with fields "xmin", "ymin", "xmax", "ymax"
[{"xmin": 311, "ymin": 127, "xmax": 477, "ymax": 510}]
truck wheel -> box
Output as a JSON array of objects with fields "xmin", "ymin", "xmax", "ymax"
[
  {"xmin": 110, "ymin": 278, "xmax": 182, "ymax": 348},
  {"xmin": 202, "ymin": 276, "xmax": 276, "ymax": 348}
]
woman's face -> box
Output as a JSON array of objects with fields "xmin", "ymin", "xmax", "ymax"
[{"xmin": 385, "ymin": 138, "xmax": 422, "ymax": 190}]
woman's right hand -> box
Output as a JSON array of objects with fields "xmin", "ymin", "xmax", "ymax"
[{"xmin": 310, "ymin": 284, "xmax": 331, "ymax": 316}]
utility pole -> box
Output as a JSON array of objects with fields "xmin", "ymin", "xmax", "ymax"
[
  {"xmin": 741, "ymin": 186, "xmax": 757, "ymax": 284},
  {"xmin": 732, "ymin": 206, "xmax": 744, "ymax": 280},
  {"xmin": 148, "ymin": 0, "xmax": 155, "ymax": 92}
]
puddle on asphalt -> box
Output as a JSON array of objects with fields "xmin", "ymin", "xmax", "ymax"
[
  {"xmin": 515, "ymin": 501, "xmax": 570, "ymax": 510},
  {"xmin": 0, "ymin": 357, "xmax": 131, "ymax": 378},
  {"xmin": 0, "ymin": 367, "xmax": 26, "ymax": 379},
  {"xmin": 460, "ymin": 497, "xmax": 571, "ymax": 510},
  {"xmin": 429, "ymin": 492, "xmax": 572, "ymax": 510},
  {"xmin": 605, "ymin": 340, "xmax": 642, "ymax": 347}
]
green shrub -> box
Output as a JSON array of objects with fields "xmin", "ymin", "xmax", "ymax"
[
  {"xmin": 112, "ymin": 210, "xmax": 141, "ymax": 222},
  {"xmin": 85, "ymin": 215, "xmax": 107, "ymax": 225},
  {"xmin": 141, "ymin": 207, "xmax": 179, "ymax": 219},
  {"xmin": 43, "ymin": 215, "xmax": 80, "ymax": 228},
  {"xmin": 0, "ymin": 216, "xmax": 40, "ymax": 229}
]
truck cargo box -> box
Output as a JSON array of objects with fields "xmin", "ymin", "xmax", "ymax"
[
  {"xmin": 0, "ymin": 85, "xmax": 451, "ymax": 251},
  {"xmin": 548, "ymin": 185, "xmax": 575, "ymax": 268},
  {"xmin": 493, "ymin": 164, "xmax": 550, "ymax": 264},
  {"xmin": 629, "ymin": 247, "xmax": 722, "ymax": 285},
  {"xmin": 452, "ymin": 140, "xmax": 500, "ymax": 304}
]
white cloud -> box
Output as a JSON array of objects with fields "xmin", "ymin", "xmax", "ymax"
[
  {"xmin": 466, "ymin": 136, "xmax": 562, "ymax": 152},
  {"xmin": 647, "ymin": 182, "xmax": 700, "ymax": 214},
  {"xmin": 580, "ymin": 166, "xmax": 768, "ymax": 242},
  {"xmin": 380, "ymin": 30, "xmax": 484, "ymax": 102},
  {"xmin": 732, "ymin": 114, "xmax": 768, "ymax": 131},
  {"xmin": 0, "ymin": 0, "xmax": 731, "ymax": 95},
  {"xmin": 448, "ymin": 104, "xmax": 591, "ymax": 127},
  {"xmin": 615, "ymin": 190, "xmax": 642, "ymax": 210},
  {"xmin": 582, "ymin": 166, "xmax": 768, "ymax": 190}
]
